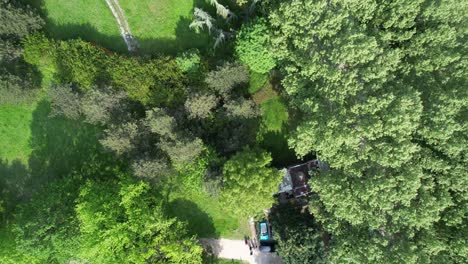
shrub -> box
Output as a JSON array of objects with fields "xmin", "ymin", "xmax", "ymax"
[
  {"xmin": 22, "ymin": 34, "xmax": 53, "ymax": 66},
  {"xmin": 56, "ymin": 40, "xmax": 107, "ymax": 91},
  {"xmin": 235, "ymin": 19, "xmax": 276, "ymax": 74},
  {"xmin": 248, "ymin": 71, "xmax": 269, "ymax": 94},
  {"xmin": 176, "ymin": 49, "xmax": 201, "ymax": 73},
  {"xmin": 108, "ymin": 56, "xmax": 153, "ymax": 102}
]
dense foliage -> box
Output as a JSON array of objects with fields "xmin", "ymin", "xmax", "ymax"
[
  {"xmin": 0, "ymin": 0, "xmax": 42, "ymax": 105},
  {"xmin": 270, "ymin": 205, "xmax": 327, "ymax": 264},
  {"xmin": 263, "ymin": 0, "xmax": 467, "ymax": 262},
  {"xmin": 235, "ymin": 18, "xmax": 276, "ymax": 74},
  {"xmin": 221, "ymin": 148, "xmax": 283, "ymax": 217},
  {"xmin": 1, "ymin": 0, "xmax": 466, "ymax": 263}
]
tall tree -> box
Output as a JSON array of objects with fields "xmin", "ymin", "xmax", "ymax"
[
  {"xmin": 270, "ymin": 205, "xmax": 327, "ymax": 264},
  {"xmin": 263, "ymin": 0, "xmax": 467, "ymax": 262},
  {"xmin": 0, "ymin": 0, "xmax": 43, "ymax": 105},
  {"xmin": 221, "ymin": 148, "xmax": 282, "ymax": 217},
  {"xmin": 76, "ymin": 174, "xmax": 203, "ymax": 263}
]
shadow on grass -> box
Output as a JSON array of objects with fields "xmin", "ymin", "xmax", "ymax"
[
  {"xmin": 27, "ymin": 100, "xmax": 103, "ymax": 185},
  {"xmin": 0, "ymin": 159, "xmax": 29, "ymax": 221},
  {"xmin": 260, "ymin": 131, "xmax": 298, "ymax": 168},
  {"xmin": 2, "ymin": 99, "xmax": 116, "ymax": 215},
  {"xmin": 166, "ymin": 198, "xmax": 218, "ymax": 238},
  {"xmin": 0, "ymin": 99, "xmax": 103, "ymax": 219},
  {"xmin": 23, "ymin": 0, "xmax": 212, "ymax": 55}
]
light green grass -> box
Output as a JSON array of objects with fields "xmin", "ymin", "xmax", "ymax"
[
  {"xmin": 167, "ymin": 188, "xmax": 250, "ymax": 239},
  {"xmin": 0, "ymin": 105, "xmax": 35, "ymax": 164},
  {"xmin": 119, "ymin": 0, "xmax": 210, "ymax": 54},
  {"xmin": 29, "ymin": 0, "xmax": 210, "ymax": 54},
  {"xmin": 30, "ymin": 0, "xmax": 126, "ymax": 52},
  {"xmin": 260, "ymin": 97, "xmax": 288, "ymax": 133}
]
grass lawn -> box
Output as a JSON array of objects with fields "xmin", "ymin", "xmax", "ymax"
[
  {"xmin": 0, "ymin": 104, "xmax": 35, "ymax": 164},
  {"xmin": 166, "ymin": 187, "xmax": 250, "ymax": 239},
  {"xmin": 260, "ymin": 97, "xmax": 288, "ymax": 133},
  {"xmin": 27, "ymin": 0, "xmax": 126, "ymax": 52},
  {"xmin": 28, "ymin": 0, "xmax": 210, "ymax": 54},
  {"xmin": 119, "ymin": 0, "xmax": 211, "ymax": 54}
]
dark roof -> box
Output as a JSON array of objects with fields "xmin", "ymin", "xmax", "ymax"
[{"xmin": 287, "ymin": 160, "xmax": 319, "ymax": 198}]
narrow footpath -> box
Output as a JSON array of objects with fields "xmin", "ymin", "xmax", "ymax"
[
  {"xmin": 104, "ymin": 0, "xmax": 139, "ymax": 51},
  {"xmin": 200, "ymin": 238, "xmax": 282, "ymax": 264}
]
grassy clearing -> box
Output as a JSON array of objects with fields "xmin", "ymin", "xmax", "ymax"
[
  {"xmin": 119, "ymin": 0, "xmax": 210, "ymax": 54},
  {"xmin": 0, "ymin": 105, "xmax": 35, "ymax": 164},
  {"xmin": 258, "ymin": 97, "xmax": 297, "ymax": 166},
  {"xmin": 252, "ymin": 83, "xmax": 277, "ymax": 105},
  {"xmin": 254, "ymin": 88, "xmax": 297, "ymax": 166},
  {"xmin": 260, "ymin": 97, "xmax": 289, "ymax": 133},
  {"xmin": 27, "ymin": 0, "xmax": 210, "ymax": 54},
  {"xmin": 166, "ymin": 187, "xmax": 249, "ymax": 239},
  {"xmin": 28, "ymin": 0, "xmax": 126, "ymax": 52}
]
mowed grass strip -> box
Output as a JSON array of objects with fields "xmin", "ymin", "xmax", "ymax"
[
  {"xmin": 167, "ymin": 188, "xmax": 249, "ymax": 239},
  {"xmin": 119, "ymin": 0, "xmax": 210, "ymax": 54},
  {"xmin": 0, "ymin": 104, "xmax": 34, "ymax": 163},
  {"xmin": 36, "ymin": 0, "xmax": 126, "ymax": 52}
]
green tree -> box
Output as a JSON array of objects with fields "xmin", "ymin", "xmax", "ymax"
[
  {"xmin": 0, "ymin": 0, "xmax": 43, "ymax": 105},
  {"xmin": 185, "ymin": 93, "xmax": 219, "ymax": 119},
  {"xmin": 0, "ymin": 0, "xmax": 43, "ymax": 40},
  {"xmin": 12, "ymin": 176, "xmax": 81, "ymax": 263},
  {"xmin": 48, "ymin": 84, "xmax": 83, "ymax": 119},
  {"xmin": 221, "ymin": 148, "xmax": 282, "ymax": 216},
  {"xmin": 80, "ymin": 86, "xmax": 130, "ymax": 126},
  {"xmin": 264, "ymin": 0, "xmax": 467, "ymax": 262},
  {"xmin": 205, "ymin": 62, "xmax": 249, "ymax": 96},
  {"xmin": 235, "ymin": 18, "xmax": 276, "ymax": 74},
  {"xmin": 270, "ymin": 205, "xmax": 327, "ymax": 264},
  {"xmin": 76, "ymin": 174, "xmax": 203, "ymax": 263}
]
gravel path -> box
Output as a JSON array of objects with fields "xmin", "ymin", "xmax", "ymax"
[
  {"xmin": 200, "ymin": 238, "xmax": 282, "ymax": 264},
  {"xmin": 104, "ymin": 0, "xmax": 139, "ymax": 51}
]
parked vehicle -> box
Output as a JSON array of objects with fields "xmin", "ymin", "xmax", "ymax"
[{"xmin": 259, "ymin": 221, "xmax": 270, "ymax": 241}]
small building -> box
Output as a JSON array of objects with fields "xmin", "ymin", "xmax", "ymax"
[{"xmin": 278, "ymin": 159, "xmax": 325, "ymax": 200}]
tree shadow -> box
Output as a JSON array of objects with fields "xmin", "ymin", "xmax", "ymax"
[
  {"xmin": 0, "ymin": 159, "xmax": 30, "ymax": 220},
  {"xmin": 166, "ymin": 198, "xmax": 218, "ymax": 238},
  {"xmin": 260, "ymin": 131, "xmax": 298, "ymax": 167},
  {"xmin": 23, "ymin": 0, "xmax": 215, "ymax": 56},
  {"xmin": 27, "ymin": 100, "xmax": 104, "ymax": 187}
]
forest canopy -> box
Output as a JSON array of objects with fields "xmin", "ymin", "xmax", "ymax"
[{"xmin": 0, "ymin": 0, "xmax": 466, "ymax": 263}]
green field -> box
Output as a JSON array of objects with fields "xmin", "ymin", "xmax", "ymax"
[
  {"xmin": 29, "ymin": 0, "xmax": 127, "ymax": 52},
  {"xmin": 167, "ymin": 187, "xmax": 249, "ymax": 239},
  {"xmin": 120, "ymin": 0, "xmax": 210, "ymax": 54},
  {"xmin": 28, "ymin": 0, "xmax": 209, "ymax": 54},
  {"xmin": 0, "ymin": 105, "xmax": 34, "ymax": 164}
]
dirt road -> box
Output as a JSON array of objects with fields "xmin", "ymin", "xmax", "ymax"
[
  {"xmin": 104, "ymin": 0, "xmax": 139, "ymax": 51},
  {"xmin": 200, "ymin": 238, "xmax": 282, "ymax": 264}
]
